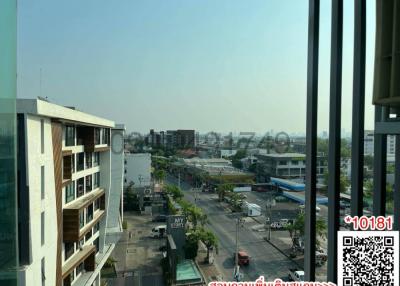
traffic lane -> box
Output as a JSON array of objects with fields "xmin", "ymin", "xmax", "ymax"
[{"xmin": 185, "ymin": 191, "xmax": 297, "ymax": 281}]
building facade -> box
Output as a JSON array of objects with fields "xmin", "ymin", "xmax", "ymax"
[
  {"xmin": 255, "ymin": 153, "xmax": 327, "ymax": 182},
  {"xmin": 16, "ymin": 99, "xmax": 124, "ymax": 286},
  {"xmin": 146, "ymin": 129, "xmax": 196, "ymax": 149}
]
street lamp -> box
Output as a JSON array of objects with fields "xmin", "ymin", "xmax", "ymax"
[{"xmin": 266, "ymin": 197, "xmax": 276, "ymax": 241}]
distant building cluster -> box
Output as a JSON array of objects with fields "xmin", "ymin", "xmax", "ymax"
[{"xmin": 145, "ymin": 129, "xmax": 196, "ymax": 149}]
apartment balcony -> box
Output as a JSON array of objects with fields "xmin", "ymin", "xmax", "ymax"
[
  {"xmin": 62, "ymin": 245, "xmax": 96, "ymax": 285},
  {"xmin": 76, "ymin": 126, "xmax": 110, "ymax": 153},
  {"xmin": 63, "ymin": 188, "xmax": 106, "ymax": 242}
]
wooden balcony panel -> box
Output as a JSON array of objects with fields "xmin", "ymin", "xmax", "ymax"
[{"xmin": 94, "ymin": 145, "xmax": 110, "ymax": 152}]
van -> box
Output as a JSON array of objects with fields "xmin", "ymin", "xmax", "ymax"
[{"xmin": 151, "ymin": 225, "xmax": 167, "ymax": 238}]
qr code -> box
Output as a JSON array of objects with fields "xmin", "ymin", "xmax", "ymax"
[{"xmin": 338, "ymin": 231, "xmax": 399, "ymax": 286}]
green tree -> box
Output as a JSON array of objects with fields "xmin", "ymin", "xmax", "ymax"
[
  {"xmin": 248, "ymin": 163, "xmax": 257, "ymax": 173},
  {"xmin": 154, "ymin": 169, "xmax": 166, "ymax": 182},
  {"xmin": 198, "ymin": 227, "xmax": 218, "ymax": 263},
  {"xmin": 364, "ymin": 155, "xmax": 374, "ymax": 169},
  {"xmin": 286, "ymin": 212, "xmax": 327, "ymax": 249},
  {"xmin": 230, "ymin": 149, "xmax": 247, "ymax": 169},
  {"xmin": 229, "ymin": 192, "xmax": 243, "ymax": 212},
  {"xmin": 164, "ymin": 184, "xmax": 183, "ymax": 200},
  {"xmin": 180, "ymin": 201, "xmax": 208, "ymax": 229},
  {"xmin": 323, "ymin": 171, "xmax": 350, "ymax": 193},
  {"xmin": 217, "ymin": 183, "xmax": 234, "ymax": 202}
]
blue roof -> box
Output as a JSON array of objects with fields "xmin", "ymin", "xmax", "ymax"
[
  {"xmin": 282, "ymin": 191, "xmax": 328, "ymax": 204},
  {"xmin": 271, "ymin": 177, "xmax": 305, "ymax": 191}
]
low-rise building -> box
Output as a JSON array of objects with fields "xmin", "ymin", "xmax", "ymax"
[{"xmin": 255, "ymin": 153, "xmax": 327, "ymax": 182}]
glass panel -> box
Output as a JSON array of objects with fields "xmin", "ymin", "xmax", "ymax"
[
  {"xmin": 93, "ymin": 172, "xmax": 100, "ymax": 188},
  {"xmin": 65, "ymin": 125, "xmax": 75, "ymax": 147},
  {"xmin": 79, "ymin": 211, "xmax": 85, "ymax": 229},
  {"xmin": 77, "ymin": 153, "xmax": 84, "ymax": 171},
  {"xmin": 93, "ymin": 152, "xmax": 99, "ymax": 167},
  {"xmin": 64, "ymin": 242, "xmax": 74, "ymax": 261},
  {"xmin": 94, "ymin": 128, "xmax": 100, "ymax": 145},
  {"xmin": 77, "ymin": 178, "xmax": 84, "ymax": 198},
  {"xmin": 87, "ymin": 204, "xmax": 93, "ymax": 223},
  {"xmin": 85, "ymin": 152, "xmax": 92, "ymax": 169},
  {"xmin": 0, "ymin": 1, "xmax": 17, "ymax": 284},
  {"xmin": 85, "ymin": 175, "xmax": 92, "ymax": 193},
  {"xmin": 65, "ymin": 182, "xmax": 75, "ymax": 204}
]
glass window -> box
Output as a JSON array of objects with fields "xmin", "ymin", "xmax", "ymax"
[
  {"xmin": 65, "ymin": 126, "xmax": 75, "ymax": 147},
  {"xmin": 41, "ymin": 166, "xmax": 45, "ymax": 200},
  {"xmin": 77, "ymin": 178, "xmax": 84, "ymax": 198},
  {"xmin": 85, "ymin": 229, "xmax": 92, "ymax": 241},
  {"xmin": 93, "ymin": 152, "xmax": 100, "ymax": 166},
  {"xmin": 87, "ymin": 204, "xmax": 93, "ymax": 223},
  {"xmin": 93, "ymin": 237, "xmax": 99, "ymax": 253},
  {"xmin": 65, "ymin": 182, "xmax": 75, "ymax": 204},
  {"xmin": 85, "ymin": 175, "xmax": 92, "ymax": 193},
  {"xmin": 76, "ymin": 262, "xmax": 84, "ymax": 277},
  {"xmin": 104, "ymin": 128, "xmax": 110, "ymax": 145},
  {"xmin": 94, "ymin": 128, "xmax": 100, "ymax": 145},
  {"xmin": 291, "ymin": 160, "xmax": 299, "ymax": 165},
  {"xmin": 93, "ymin": 172, "xmax": 100, "ymax": 189},
  {"xmin": 94, "ymin": 198, "xmax": 100, "ymax": 211},
  {"xmin": 85, "ymin": 152, "xmax": 92, "ymax": 169},
  {"xmin": 41, "ymin": 212, "xmax": 45, "ymax": 246},
  {"xmin": 64, "ymin": 242, "xmax": 74, "ymax": 261},
  {"xmin": 93, "ymin": 222, "xmax": 100, "ymax": 233},
  {"xmin": 79, "ymin": 210, "xmax": 85, "ymax": 229},
  {"xmin": 77, "ymin": 153, "xmax": 84, "ymax": 171}
]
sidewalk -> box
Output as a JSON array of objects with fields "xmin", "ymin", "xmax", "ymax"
[{"xmin": 195, "ymin": 243, "xmax": 224, "ymax": 285}]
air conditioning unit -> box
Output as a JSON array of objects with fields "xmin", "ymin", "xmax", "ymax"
[{"xmin": 373, "ymin": 0, "xmax": 400, "ymax": 107}]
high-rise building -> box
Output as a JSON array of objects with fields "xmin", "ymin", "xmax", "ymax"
[{"xmin": 16, "ymin": 98, "xmax": 124, "ymax": 286}]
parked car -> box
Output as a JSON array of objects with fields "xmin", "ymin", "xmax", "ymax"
[
  {"xmin": 233, "ymin": 251, "xmax": 250, "ymax": 266},
  {"xmin": 151, "ymin": 225, "xmax": 167, "ymax": 238},
  {"xmin": 270, "ymin": 222, "xmax": 285, "ymax": 230},
  {"xmin": 152, "ymin": 215, "xmax": 167, "ymax": 222},
  {"xmin": 288, "ymin": 269, "xmax": 304, "ymax": 281}
]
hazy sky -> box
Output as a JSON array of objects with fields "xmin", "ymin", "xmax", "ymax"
[{"xmin": 17, "ymin": 1, "xmax": 376, "ymax": 134}]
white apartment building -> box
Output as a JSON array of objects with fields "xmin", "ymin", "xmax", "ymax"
[
  {"xmin": 124, "ymin": 153, "xmax": 152, "ymax": 187},
  {"xmin": 17, "ymin": 99, "xmax": 124, "ymax": 286}
]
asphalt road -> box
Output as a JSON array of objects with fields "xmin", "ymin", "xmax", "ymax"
[{"xmin": 166, "ymin": 176, "xmax": 299, "ymax": 282}]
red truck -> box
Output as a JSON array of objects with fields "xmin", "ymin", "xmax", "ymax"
[{"xmin": 233, "ymin": 250, "xmax": 250, "ymax": 266}]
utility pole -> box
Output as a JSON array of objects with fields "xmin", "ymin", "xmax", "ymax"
[
  {"xmin": 178, "ymin": 171, "xmax": 181, "ymax": 189},
  {"xmin": 266, "ymin": 197, "xmax": 276, "ymax": 241},
  {"xmin": 234, "ymin": 217, "xmax": 243, "ymax": 281}
]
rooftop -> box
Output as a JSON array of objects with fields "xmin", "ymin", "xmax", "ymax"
[{"xmin": 17, "ymin": 98, "xmax": 115, "ymax": 128}]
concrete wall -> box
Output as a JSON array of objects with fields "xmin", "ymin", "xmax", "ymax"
[
  {"xmin": 107, "ymin": 127, "xmax": 125, "ymax": 233},
  {"xmin": 23, "ymin": 114, "xmax": 57, "ymax": 286}
]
